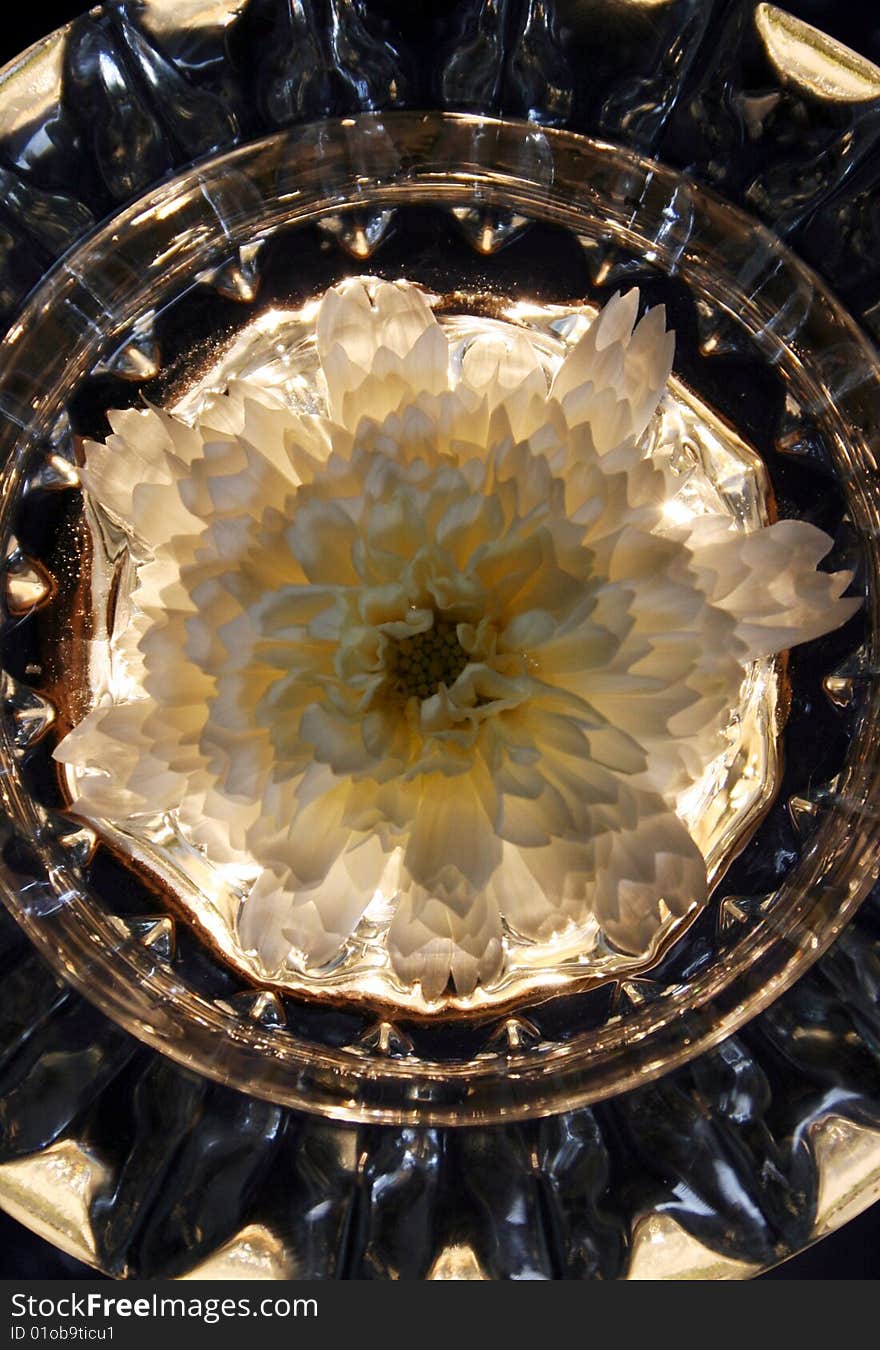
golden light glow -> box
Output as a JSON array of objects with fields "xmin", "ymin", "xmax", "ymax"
[{"xmin": 756, "ymin": 4, "xmax": 880, "ymax": 103}]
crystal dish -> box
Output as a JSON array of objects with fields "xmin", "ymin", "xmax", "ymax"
[{"xmin": 0, "ymin": 0, "xmax": 879, "ymax": 1279}]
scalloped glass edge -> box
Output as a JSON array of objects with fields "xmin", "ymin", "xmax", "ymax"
[{"xmin": 2, "ymin": 1112, "xmax": 880, "ymax": 1279}]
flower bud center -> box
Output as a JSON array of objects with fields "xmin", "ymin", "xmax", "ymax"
[{"xmin": 387, "ymin": 618, "xmax": 469, "ymax": 701}]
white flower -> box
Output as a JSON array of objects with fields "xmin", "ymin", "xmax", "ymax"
[{"xmin": 55, "ymin": 279, "xmax": 859, "ymax": 1001}]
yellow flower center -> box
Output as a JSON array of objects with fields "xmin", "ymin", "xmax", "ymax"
[{"xmin": 386, "ymin": 619, "xmax": 469, "ymax": 701}]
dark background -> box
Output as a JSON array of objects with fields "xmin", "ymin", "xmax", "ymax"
[{"xmin": 0, "ymin": 0, "xmax": 878, "ymax": 1281}]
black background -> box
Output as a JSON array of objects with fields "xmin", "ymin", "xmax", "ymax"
[{"xmin": 0, "ymin": 0, "xmax": 878, "ymax": 1281}]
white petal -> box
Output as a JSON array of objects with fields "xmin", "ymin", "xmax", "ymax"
[
  {"xmin": 283, "ymin": 836, "xmax": 388, "ymax": 966},
  {"xmin": 388, "ymin": 878, "xmax": 503, "ymax": 999},
  {"xmin": 404, "ymin": 769, "xmax": 501, "ymax": 892},
  {"xmin": 591, "ymin": 794, "xmax": 706, "ymax": 954},
  {"xmin": 286, "ymin": 498, "xmax": 360, "ymax": 584},
  {"xmin": 689, "ymin": 517, "xmax": 860, "ymax": 657},
  {"xmin": 460, "ymin": 327, "xmax": 547, "ymax": 439},
  {"xmin": 317, "ymin": 278, "xmax": 449, "ymax": 427},
  {"xmin": 253, "ymin": 769, "xmax": 353, "ymax": 887},
  {"xmin": 551, "ymin": 290, "xmax": 674, "ymax": 452}
]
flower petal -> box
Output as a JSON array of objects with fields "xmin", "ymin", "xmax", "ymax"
[
  {"xmin": 459, "ymin": 326, "xmax": 547, "ymax": 439},
  {"xmin": 687, "ymin": 517, "xmax": 860, "ymax": 656},
  {"xmin": 388, "ymin": 879, "xmax": 503, "ymax": 999},
  {"xmin": 404, "ymin": 768, "xmax": 501, "ymax": 893},
  {"xmin": 551, "ymin": 290, "xmax": 674, "ymax": 452},
  {"xmin": 287, "ymin": 497, "xmax": 360, "ymax": 584},
  {"xmin": 317, "ymin": 278, "xmax": 449, "ymax": 428}
]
